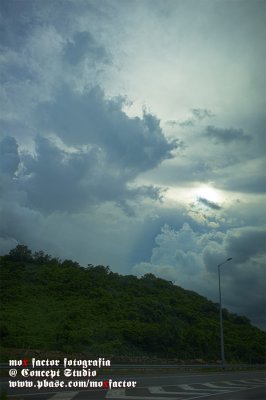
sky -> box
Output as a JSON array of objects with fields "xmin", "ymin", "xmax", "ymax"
[{"xmin": 0, "ymin": 0, "xmax": 265, "ymax": 329}]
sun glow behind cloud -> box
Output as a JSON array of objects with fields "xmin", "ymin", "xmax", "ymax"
[
  {"xmin": 194, "ymin": 185, "xmax": 222, "ymax": 204},
  {"xmin": 165, "ymin": 184, "xmax": 225, "ymax": 207}
]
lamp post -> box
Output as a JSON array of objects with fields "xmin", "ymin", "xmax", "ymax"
[{"xmin": 218, "ymin": 257, "xmax": 232, "ymax": 367}]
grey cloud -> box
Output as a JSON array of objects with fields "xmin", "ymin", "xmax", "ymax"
[
  {"xmin": 36, "ymin": 85, "xmax": 177, "ymax": 172},
  {"xmin": 0, "ymin": 146, "xmax": 43, "ymax": 253},
  {"xmin": 0, "ymin": 136, "xmax": 20, "ymax": 176},
  {"xmin": 0, "ymin": 237, "xmax": 18, "ymax": 254},
  {"xmin": 0, "ymin": 0, "xmax": 36, "ymax": 50},
  {"xmin": 166, "ymin": 120, "xmax": 181, "ymax": 128},
  {"xmin": 22, "ymin": 136, "xmax": 96, "ymax": 213},
  {"xmin": 225, "ymin": 227, "xmax": 266, "ymax": 264},
  {"xmin": 0, "ymin": 0, "xmax": 104, "ymax": 52},
  {"xmin": 204, "ymin": 125, "xmax": 252, "ymax": 143},
  {"xmin": 214, "ymin": 154, "xmax": 266, "ymax": 194},
  {"xmin": 0, "ymin": 137, "xmax": 147, "ymax": 269},
  {"xmin": 0, "ymin": 199, "xmax": 42, "ymax": 247},
  {"xmin": 63, "ymin": 31, "xmax": 110, "ymax": 65},
  {"xmin": 178, "ymin": 119, "xmax": 194, "ymax": 128},
  {"xmin": 220, "ymin": 171, "xmax": 266, "ymax": 194},
  {"xmin": 28, "ymin": 83, "xmax": 177, "ymax": 213},
  {"xmin": 191, "ymin": 108, "xmax": 214, "ymax": 120},
  {"xmin": 238, "ymin": 176, "xmax": 266, "ymax": 194},
  {"xmin": 169, "ymin": 108, "xmax": 214, "ymax": 127},
  {"xmin": 0, "ymin": 60, "xmax": 35, "ymax": 85},
  {"xmin": 139, "ymin": 158, "xmax": 213, "ymax": 188},
  {"xmin": 21, "ymin": 136, "xmax": 163, "ymax": 214},
  {"xmin": 198, "ymin": 197, "xmax": 222, "ymax": 210}
]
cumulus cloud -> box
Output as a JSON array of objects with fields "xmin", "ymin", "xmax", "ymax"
[
  {"xmin": 133, "ymin": 223, "xmax": 213, "ymax": 285},
  {"xmin": 133, "ymin": 223, "xmax": 266, "ymax": 329},
  {"xmin": 35, "ymin": 84, "xmax": 177, "ymax": 170}
]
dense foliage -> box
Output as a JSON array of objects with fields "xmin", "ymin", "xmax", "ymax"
[{"xmin": 0, "ymin": 245, "xmax": 265, "ymax": 363}]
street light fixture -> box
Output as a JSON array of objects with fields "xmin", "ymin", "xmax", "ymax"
[{"xmin": 218, "ymin": 257, "xmax": 232, "ymax": 368}]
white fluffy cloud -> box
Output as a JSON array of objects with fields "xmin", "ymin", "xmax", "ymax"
[{"xmin": 133, "ymin": 223, "xmax": 266, "ymax": 328}]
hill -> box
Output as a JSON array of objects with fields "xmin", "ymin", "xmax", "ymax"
[{"xmin": 0, "ymin": 245, "xmax": 265, "ymax": 363}]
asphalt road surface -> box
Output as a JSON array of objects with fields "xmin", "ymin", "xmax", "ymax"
[{"xmin": 1, "ymin": 369, "xmax": 265, "ymax": 400}]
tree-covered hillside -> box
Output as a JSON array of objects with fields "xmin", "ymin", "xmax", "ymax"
[{"xmin": 0, "ymin": 245, "xmax": 265, "ymax": 363}]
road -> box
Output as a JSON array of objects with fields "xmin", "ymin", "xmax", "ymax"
[{"xmin": 1, "ymin": 369, "xmax": 265, "ymax": 400}]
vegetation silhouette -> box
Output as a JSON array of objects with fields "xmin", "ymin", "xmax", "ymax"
[{"xmin": 0, "ymin": 245, "xmax": 265, "ymax": 363}]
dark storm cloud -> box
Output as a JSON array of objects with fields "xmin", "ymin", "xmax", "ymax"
[
  {"xmin": 204, "ymin": 125, "xmax": 252, "ymax": 143},
  {"xmin": 198, "ymin": 197, "xmax": 222, "ymax": 210},
  {"xmin": 63, "ymin": 31, "xmax": 110, "ymax": 65},
  {"xmin": 36, "ymin": 85, "xmax": 177, "ymax": 172}
]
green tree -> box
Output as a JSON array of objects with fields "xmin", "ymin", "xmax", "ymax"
[{"xmin": 7, "ymin": 245, "xmax": 32, "ymax": 262}]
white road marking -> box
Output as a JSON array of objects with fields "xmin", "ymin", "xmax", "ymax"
[
  {"xmin": 12, "ymin": 378, "xmax": 265, "ymax": 400},
  {"xmin": 178, "ymin": 384, "xmax": 226, "ymax": 392},
  {"xmin": 221, "ymin": 380, "xmax": 255, "ymax": 387},
  {"xmin": 148, "ymin": 387, "xmax": 165, "ymax": 393},
  {"xmin": 201, "ymin": 383, "xmax": 231, "ymax": 390},
  {"xmin": 106, "ymin": 388, "xmax": 181, "ymax": 399},
  {"xmin": 106, "ymin": 389, "xmax": 126, "ymax": 398},
  {"xmin": 49, "ymin": 392, "xmax": 79, "ymax": 399},
  {"xmin": 148, "ymin": 386, "xmax": 214, "ymax": 396},
  {"xmin": 183, "ymin": 384, "xmax": 266, "ymax": 400},
  {"xmin": 238, "ymin": 379, "xmax": 266, "ymax": 384}
]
